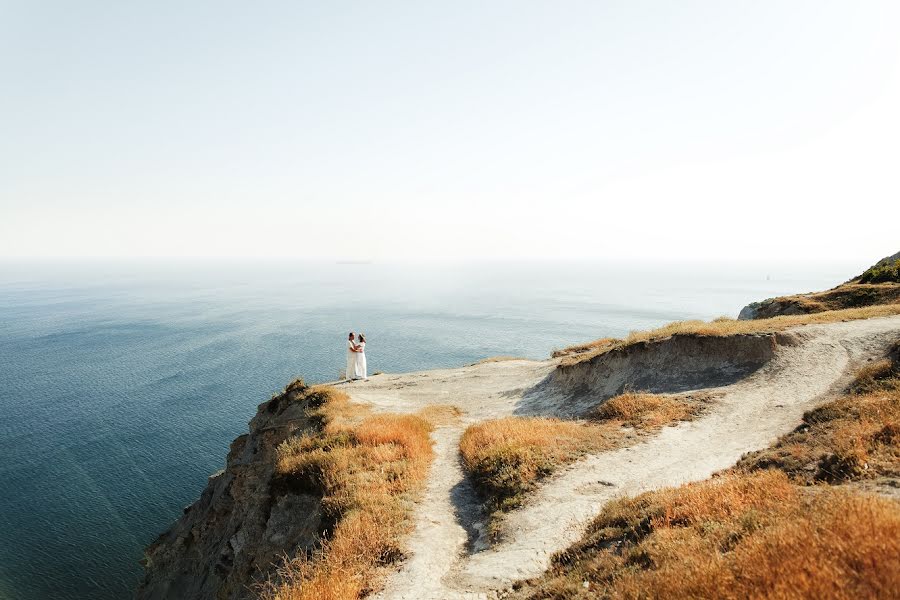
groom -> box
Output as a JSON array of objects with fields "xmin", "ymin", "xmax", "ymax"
[{"xmin": 347, "ymin": 332, "xmax": 360, "ymax": 380}]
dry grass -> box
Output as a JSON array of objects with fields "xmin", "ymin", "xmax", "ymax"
[
  {"xmin": 552, "ymin": 338, "xmax": 619, "ymax": 358},
  {"xmin": 589, "ymin": 392, "xmax": 705, "ymax": 430},
  {"xmin": 850, "ymin": 358, "xmax": 896, "ymax": 393},
  {"xmin": 735, "ymin": 349, "xmax": 900, "ymax": 484},
  {"xmin": 559, "ymin": 304, "xmax": 900, "ymax": 366},
  {"xmin": 849, "ymin": 343, "xmax": 900, "ymax": 394},
  {"xmin": 260, "ymin": 386, "xmax": 434, "ymax": 600},
  {"xmin": 515, "ymin": 471, "xmax": 900, "ymax": 599},
  {"xmin": 460, "ymin": 393, "xmax": 707, "ymax": 523},
  {"xmin": 308, "ymin": 386, "xmax": 371, "ymax": 433}
]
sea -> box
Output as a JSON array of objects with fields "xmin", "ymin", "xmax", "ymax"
[{"xmin": 0, "ymin": 259, "xmax": 866, "ymax": 600}]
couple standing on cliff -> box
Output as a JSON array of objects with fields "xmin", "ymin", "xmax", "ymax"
[{"xmin": 346, "ymin": 332, "xmax": 368, "ymax": 380}]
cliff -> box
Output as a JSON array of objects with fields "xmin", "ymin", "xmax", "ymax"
[{"xmin": 136, "ymin": 381, "xmax": 328, "ymax": 600}]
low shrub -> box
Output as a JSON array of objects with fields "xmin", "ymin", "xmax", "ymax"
[{"xmin": 589, "ymin": 392, "xmax": 703, "ymax": 429}]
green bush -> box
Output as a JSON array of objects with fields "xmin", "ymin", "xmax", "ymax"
[{"xmin": 859, "ymin": 259, "xmax": 900, "ymax": 283}]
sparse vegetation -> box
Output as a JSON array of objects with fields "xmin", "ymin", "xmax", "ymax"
[
  {"xmin": 261, "ymin": 384, "xmax": 434, "ymax": 600},
  {"xmin": 557, "ymin": 304, "xmax": 900, "ymax": 366},
  {"xmin": 460, "ymin": 393, "xmax": 710, "ymax": 528},
  {"xmin": 512, "ymin": 471, "xmax": 900, "ymax": 599}
]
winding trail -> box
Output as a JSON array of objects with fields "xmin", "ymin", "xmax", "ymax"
[{"xmin": 340, "ymin": 316, "xmax": 900, "ymax": 600}]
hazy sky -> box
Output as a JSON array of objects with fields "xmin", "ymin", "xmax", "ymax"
[{"xmin": 1, "ymin": 1, "xmax": 898, "ymax": 261}]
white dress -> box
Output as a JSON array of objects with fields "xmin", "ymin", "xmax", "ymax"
[
  {"xmin": 354, "ymin": 341, "xmax": 367, "ymax": 379},
  {"xmin": 347, "ymin": 339, "xmax": 357, "ymax": 379}
]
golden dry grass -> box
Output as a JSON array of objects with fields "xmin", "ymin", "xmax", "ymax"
[
  {"xmin": 261, "ymin": 387, "xmax": 434, "ymax": 600},
  {"xmin": 551, "ymin": 338, "xmax": 619, "ymax": 358},
  {"xmin": 308, "ymin": 386, "xmax": 371, "ymax": 433},
  {"xmin": 515, "ymin": 471, "xmax": 900, "ymax": 599},
  {"xmin": 558, "ymin": 304, "xmax": 900, "ymax": 366},
  {"xmin": 589, "ymin": 392, "xmax": 704, "ymax": 430}
]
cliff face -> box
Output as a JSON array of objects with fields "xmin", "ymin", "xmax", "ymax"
[
  {"xmin": 552, "ymin": 333, "xmax": 778, "ymax": 396},
  {"xmin": 136, "ymin": 383, "xmax": 326, "ymax": 600},
  {"xmin": 533, "ymin": 333, "xmax": 778, "ymax": 417}
]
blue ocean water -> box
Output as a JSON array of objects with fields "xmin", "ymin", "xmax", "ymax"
[{"xmin": 0, "ymin": 259, "xmax": 865, "ymax": 600}]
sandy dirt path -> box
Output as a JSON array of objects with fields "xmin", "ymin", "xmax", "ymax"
[{"xmin": 339, "ymin": 316, "xmax": 900, "ymax": 600}]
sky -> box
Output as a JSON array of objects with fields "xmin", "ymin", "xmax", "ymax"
[{"xmin": 1, "ymin": 1, "xmax": 898, "ymax": 262}]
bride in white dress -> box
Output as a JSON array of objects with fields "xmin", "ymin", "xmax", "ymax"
[{"xmin": 353, "ymin": 334, "xmax": 367, "ymax": 380}]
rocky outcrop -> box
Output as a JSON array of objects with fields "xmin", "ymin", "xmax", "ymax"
[
  {"xmin": 737, "ymin": 302, "xmax": 760, "ymax": 320},
  {"xmin": 737, "ymin": 298, "xmax": 808, "ymax": 320},
  {"xmin": 136, "ymin": 382, "xmax": 326, "ymax": 600}
]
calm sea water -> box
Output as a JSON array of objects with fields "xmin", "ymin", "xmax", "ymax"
[{"xmin": 0, "ymin": 259, "xmax": 865, "ymax": 600}]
